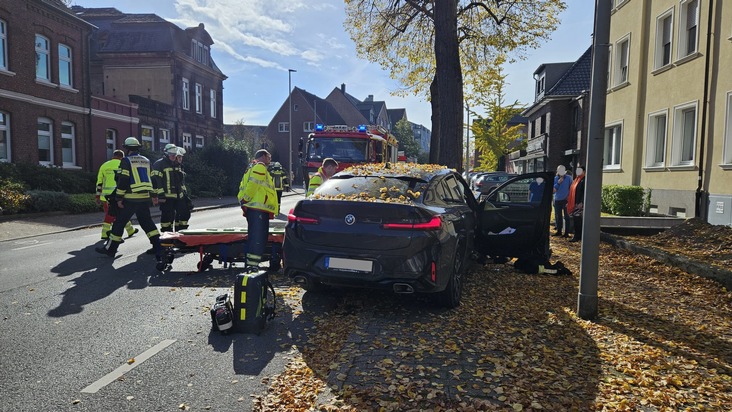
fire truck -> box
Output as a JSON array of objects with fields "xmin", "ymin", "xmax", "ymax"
[{"xmin": 298, "ymin": 124, "xmax": 399, "ymax": 180}]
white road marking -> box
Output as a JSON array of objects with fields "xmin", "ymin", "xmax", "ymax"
[{"xmin": 81, "ymin": 339, "xmax": 177, "ymax": 394}]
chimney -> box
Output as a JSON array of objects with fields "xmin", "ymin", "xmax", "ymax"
[
  {"xmin": 365, "ymin": 94, "xmax": 374, "ymax": 102},
  {"xmin": 341, "ymin": 83, "xmax": 346, "ymax": 93}
]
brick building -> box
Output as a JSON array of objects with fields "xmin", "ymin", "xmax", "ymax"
[
  {"xmin": 0, "ymin": 0, "xmax": 95, "ymax": 169},
  {"xmin": 73, "ymin": 7, "xmax": 227, "ymax": 163}
]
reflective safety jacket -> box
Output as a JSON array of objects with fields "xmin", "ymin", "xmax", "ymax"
[
  {"xmin": 268, "ymin": 167, "xmax": 289, "ymax": 192},
  {"xmin": 152, "ymin": 156, "xmax": 187, "ymax": 199},
  {"xmin": 116, "ymin": 152, "xmax": 156, "ymax": 201},
  {"xmin": 96, "ymin": 158, "xmax": 121, "ymax": 202},
  {"xmin": 237, "ymin": 162, "xmax": 278, "ymax": 215},
  {"xmin": 306, "ymin": 167, "xmax": 328, "ymax": 197}
]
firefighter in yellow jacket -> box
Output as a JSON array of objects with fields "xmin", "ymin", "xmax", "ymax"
[
  {"xmin": 95, "ymin": 137, "xmax": 161, "ymax": 259},
  {"xmin": 306, "ymin": 158, "xmax": 338, "ymax": 197},
  {"xmin": 237, "ymin": 149, "xmax": 278, "ymax": 270},
  {"xmin": 95, "ymin": 149, "xmax": 138, "ymax": 241}
]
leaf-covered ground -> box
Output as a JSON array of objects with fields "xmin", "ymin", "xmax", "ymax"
[{"xmin": 254, "ymin": 222, "xmax": 732, "ymax": 411}]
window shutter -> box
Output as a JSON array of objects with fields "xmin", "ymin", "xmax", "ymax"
[{"xmin": 686, "ymin": 0, "xmax": 698, "ymax": 29}]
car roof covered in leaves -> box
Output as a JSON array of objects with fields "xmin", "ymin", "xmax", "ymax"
[{"xmin": 335, "ymin": 162, "xmax": 453, "ymax": 182}]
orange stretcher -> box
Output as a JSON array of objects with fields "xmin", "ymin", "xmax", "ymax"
[{"xmin": 157, "ymin": 227, "xmax": 285, "ymax": 272}]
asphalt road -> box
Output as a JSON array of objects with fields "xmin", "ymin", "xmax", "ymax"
[{"xmin": 0, "ymin": 195, "xmax": 311, "ymax": 411}]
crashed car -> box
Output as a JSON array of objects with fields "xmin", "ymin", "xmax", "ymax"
[{"xmin": 283, "ymin": 163, "xmax": 553, "ymax": 308}]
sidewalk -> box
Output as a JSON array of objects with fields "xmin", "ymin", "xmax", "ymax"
[{"xmin": 0, "ymin": 189, "xmax": 303, "ymax": 243}]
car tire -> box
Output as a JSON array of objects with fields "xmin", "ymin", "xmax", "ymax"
[{"xmin": 436, "ymin": 238, "xmax": 466, "ymax": 308}]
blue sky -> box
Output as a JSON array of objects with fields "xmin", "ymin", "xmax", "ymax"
[{"xmin": 69, "ymin": 0, "xmax": 594, "ymax": 128}]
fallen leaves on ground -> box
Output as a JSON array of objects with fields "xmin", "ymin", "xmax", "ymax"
[{"xmin": 253, "ymin": 227, "xmax": 732, "ymax": 411}]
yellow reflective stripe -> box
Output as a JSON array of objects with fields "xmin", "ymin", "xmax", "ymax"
[
  {"xmin": 240, "ymin": 291, "xmax": 246, "ymax": 304},
  {"xmin": 239, "ymin": 308, "xmax": 246, "ymax": 320}
]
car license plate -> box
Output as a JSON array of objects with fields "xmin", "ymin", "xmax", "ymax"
[{"xmin": 326, "ymin": 257, "xmax": 373, "ymax": 272}]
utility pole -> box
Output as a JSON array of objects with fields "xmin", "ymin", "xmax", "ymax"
[
  {"xmin": 577, "ymin": 0, "xmax": 612, "ymax": 320},
  {"xmin": 288, "ymin": 68, "xmax": 296, "ymax": 184},
  {"xmin": 465, "ymin": 104, "xmax": 470, "ymax": 172}
]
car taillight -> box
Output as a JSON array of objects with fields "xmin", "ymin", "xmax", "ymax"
[
  {"xmin": 287, "ymin": 209, "xmax": 319, "ymax": 224},
  {"xmin": 383, "ymin": 215, "xmax": 441, "ymax": 230}
]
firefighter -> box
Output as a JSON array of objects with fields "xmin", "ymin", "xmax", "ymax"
[
  {"xmin": 95, "ymin": 149, "xmax": 138, "ymax": 241},
  {"xmin": 237, "ymin": 149, "xmax": 278, "ymax": 270},
  {"xmin": 152, "ymin": 145, "xmax": 190, "ymax": 232},
  {"xmin": 95, "ymin": 137, "xmax": 160, "ymax": 259},
  {"xmin": 267, "ymin": 161, "xmax": 289, "ymax": 214},
  {"xmin": 306, "ymin": 157, "xmax": 338, "ymax": 197}
]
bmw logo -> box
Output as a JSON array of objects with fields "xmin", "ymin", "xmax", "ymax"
[{"xmin": 344, "ymin": 214, "xmax": 356, "ymax": 225}]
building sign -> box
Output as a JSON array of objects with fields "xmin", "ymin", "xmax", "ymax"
[{"xmin": 527, "ymin": 136, "xmax": 545, "ymax": 153}]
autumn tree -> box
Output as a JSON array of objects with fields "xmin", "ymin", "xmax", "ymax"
[
  {"xmin": 392, "ymin": 118, "xmax": 422, "ymax": 160},
  {"xmin": 472, "ymin": 69, "xmax": 525, "ymax": 171},
  {"xmin": 225, "ymin": 119, "xmax": 273, "ymax": 160},
  {"xmin": 344, "ymin": 0, "xmax": 565, "ymax": 170}
]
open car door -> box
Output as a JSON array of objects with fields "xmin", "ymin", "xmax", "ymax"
[{"xmin": 474, "ymin": 172, "xmax": 554, "ymax": 262}]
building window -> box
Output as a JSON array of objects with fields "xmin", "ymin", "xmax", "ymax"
[
  {"xmin": 540, "ymin": 114, "xmax": 546, "ymax": 135},
  {"xmin": 105, "ymin": 128, "xmax": 116, "ymax": 160},
  {"xmin": 182, "ymin": 133, "xmax": 192, "ymax": 150},
  {"xmin": 303, "ymin": 122, "xmax": 314, "ymax": 132},
  {"xmin": 646, "ymin": 111, "xmax": 667, "ymax": 167},
  {"xmin": 603, "ymin": 123, "xmax": 622, "ymax": 169},
  {"xmin": 0, "ymin": 20, "xmax": 7, "ymax": 71},
  {"xmin": 0, "ymin": 111, "xmax": 9, "ymax": 162},
  {"xmin": 724, "ymin": 92, "xmax": 732, "ymax": 165},
  {"xmin": 195, "ymin": 135, "xmax": 204, "ymax": 148},
  {"xmin": 278, "ymin": 122, "xmax": 289, "ymax": 132},
  {"xmin": 614, "ymin": 36, "xmax": 630, "ymax": 86},
  {"xmin": 671, "ymin": 102, "xmax": 697, "ymax": 166},
  {"xmin": 182, "ymin": 78, "xmax": 190, "ymax": 110},
  {"xmin": 195, "ymin": 83, "xmax": 203, "ymax": 114},
  {"xmin": 35, "ymin": 34, "xmax": 50, "ymax": 81},
  {"xmin": 38, "ymin": 118, "xmax": 53, "ymax": 165},
  {"xmin": 141, "ymin": 125, "xmax": 154, "ymax": 151},
  {"xmin": 210, "ymin": 89, "xmax": 217, "ymax": 118},
  {"xmin": 191, "ymin": 39, "xmax": 209, "ymax": 65},
  {"xmin": 58, "ymin": 44, "xmax": 72, "ymax": 87},
  {"xmin": 61, "ymin": 122, "xmax": 75, "ymax": 166},
  {"xmin": 678, "ymin": 0, "xmax": 699, "ymax": 58},
  {"xmin": 535, "ymin": 75, "xmax": 545, "ymax": 98},
  {"xmin": 159, "ymin": 129, "xmax": 170, "ymax": 145},
  {"xmin": 654, "ymin": 11, "xmax": 674, "ymax": 69}
]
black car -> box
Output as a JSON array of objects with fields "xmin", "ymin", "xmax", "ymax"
[{"xmin": 283, "ymin": 164, "xmax": 553, "ymax": 308}]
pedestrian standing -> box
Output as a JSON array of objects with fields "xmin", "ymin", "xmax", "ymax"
[
  {"xmin": 95, "ymin": 137, "xmax": 161, "ymax": 259},
  {"xmin": 306, "ymin": 158, "xmax": 338, "ymax": 197},
  {"xmin": 552, "ymin": 165, "xmax": 572, "ymax": 237},
  {"xmin": 567, "ymin": 166, "xmax": 586, "ymax": 243},
  {"xmin": 95, "ymin": 149, "xmax": 138, "ymax": 241},
  {"xmin": 152, "ymin": 146, "xmax": 190, "ymax": 232},
  {"xmin": 237, "ymin": 149, "xmax": 278, "ymax": 270}
]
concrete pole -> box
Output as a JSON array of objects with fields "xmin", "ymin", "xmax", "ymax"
[{"xmin": 577, "ymin": 0, "xmax": 612, "ymax": 320}]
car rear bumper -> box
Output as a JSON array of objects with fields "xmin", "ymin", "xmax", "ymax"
[{"xmin": 283, "ymin": 237, "xmax": 444, "ymax": 293}]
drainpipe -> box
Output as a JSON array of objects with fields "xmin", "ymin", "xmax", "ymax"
[
  {"xmin": 84, "ymin": 26, "xmax": 93, "ymax": 172},
  {"xmin": 695, "ymin": 0, "xmax": 714, "ymax": 221}
]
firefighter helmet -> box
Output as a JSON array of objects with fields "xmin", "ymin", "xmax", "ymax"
[
  {"xmin": 124, "ymin": 137, "xmax": 141, "ymax": 148},
  {"xmin": 164, "ymin": 143, "xmax": 176, "ymax": 153}
]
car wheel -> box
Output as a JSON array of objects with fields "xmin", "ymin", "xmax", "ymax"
[{"xmin": 436, "ymin": 239, "xmax": 466, "ymax": 308}]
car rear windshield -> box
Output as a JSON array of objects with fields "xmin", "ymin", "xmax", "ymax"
[{"xmin": 315, "ymin": 176, "xmax": 428, "ymax": 203}]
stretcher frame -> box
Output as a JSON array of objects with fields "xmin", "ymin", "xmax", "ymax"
[{"xmin": 158, "ymin": 227, "xmax": 284, "ymax": 272}]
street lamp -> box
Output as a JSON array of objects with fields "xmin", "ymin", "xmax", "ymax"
[{"xmin": 288, "ymin": 68, "xmax": 296, "ymax": 185}]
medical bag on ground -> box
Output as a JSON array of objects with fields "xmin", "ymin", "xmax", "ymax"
[
  {"xmin": 233, "ymin": 270, "xmax": 276, "ymax": 334},
  {"xmin": 210, "ymin": 293, "xmax": 234, "ymax": 334}
]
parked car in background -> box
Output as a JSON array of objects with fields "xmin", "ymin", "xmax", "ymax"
[
  {"xmin": 283, "ymin": 164, "xmax": 553, "ymax": 308},
  {"xmin": 474, "ymin": 171, "xmax": 513, "ymax": 198}
]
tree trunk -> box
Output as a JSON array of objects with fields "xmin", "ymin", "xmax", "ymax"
[
  {"xmin": 429, "ymin": 76, "xmax": 440, "ymax": 164},
  {"xmin": 433, "ymin": 0, "xmax": 463, "ymax": 172}
]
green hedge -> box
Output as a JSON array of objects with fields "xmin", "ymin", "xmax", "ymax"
[
  {"xmin": 67, "ymin": 193, "xmax": 103, "ymax": 214},
  {"xmin": 26, "ymin": 190, "xmax": 70, "ymax": 213},
  {"xmin": 601, "ymin": 184, "xmax": 648, "ymax": 216}
]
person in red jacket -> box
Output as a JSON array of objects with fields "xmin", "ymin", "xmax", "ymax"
[{"xmin": 566, "ymin": 166, "xmax": 586, "ymax": 243}]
